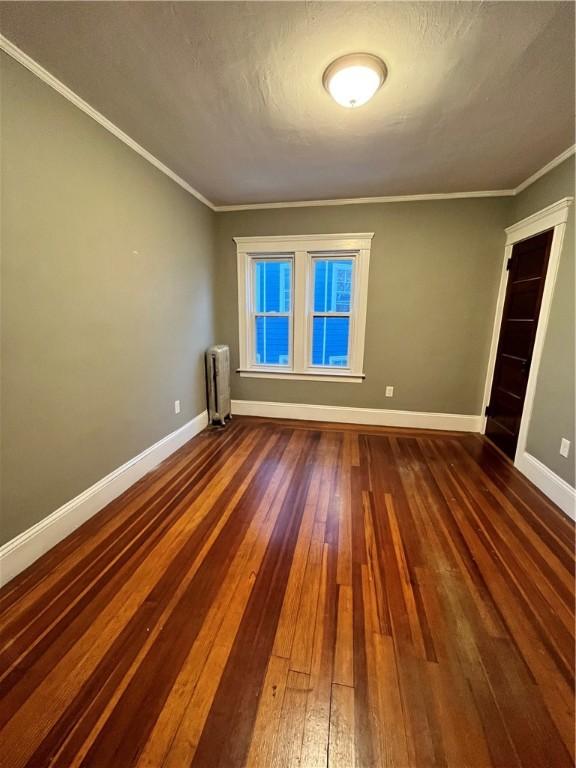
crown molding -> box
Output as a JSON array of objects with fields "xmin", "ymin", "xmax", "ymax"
[
  {"xmin": 213, "ymin": 144, "xmax": 576, "ymax": 210},
  {"xmin": 514, "ymin": 144, "xmax": 576, "ymax": 195},
  {"xmin": 213, "ymin": 144, "xmax": 575, "ymax": 211},
  {"xmin": 215, "ymin": 189, "xmax": 515, "ymax": 211},
  {"xmin": 2, "ymin": 33, "xmax": 573, "ymax": 213},
  {"xmin": 0, "ymin": 34, "xmax": 216, "ymax": 211}
]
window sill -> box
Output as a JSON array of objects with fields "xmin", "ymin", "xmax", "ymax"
[{"xmin": 236, "ymin": 369, "xmax": 365, "ymax": 383}]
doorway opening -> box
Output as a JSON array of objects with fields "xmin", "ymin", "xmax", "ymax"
[{"xmin": 485, "ymin": 230, "xmax": 553, "ymax": 459}]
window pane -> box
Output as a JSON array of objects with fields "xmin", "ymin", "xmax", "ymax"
[
  {"xmin": 313, "ymin": 259, "xmax": 353, "ymax": 312},
  {"xmin": 255, "ymin": 260, "xmax": 292, "ymax": 313},
  {"xmin": 255, "ymin": 316, "xmax": 290, "ymax": 365},
  {"xmin": 312, "ymin": 317, "xmax": 350, "ymax": 367}
]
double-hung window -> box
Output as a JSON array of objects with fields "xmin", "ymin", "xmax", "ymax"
[
  {"xmin": 253, "ymin": 258, "xmax": 292, "ymax": 366},
  {"xmin": 311, "ymin": 257, "xmax": 353, "ymax": 368},
  {"xmin": 236, "ymin": 233, "xmax": 373, "ymax": 382}
]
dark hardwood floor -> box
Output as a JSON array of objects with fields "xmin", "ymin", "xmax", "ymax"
[{"xmin": 0, "ymin": 416, "xmax": 574, "ymax": 767}]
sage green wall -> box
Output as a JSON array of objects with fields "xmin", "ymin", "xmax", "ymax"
[
  {"xmin": 215, "ymin": 199, "xmax": 510, "ymax": 414},
  {"xmin": 2, "ymin": 46, "xmax": 570, "ymax": 551},
  {"xmin": 510, "ymin": 157, "xmax": 575, "ymax": 486},
  {"xmin": 0, "ymin": 53, "xmax": 216, "ymax": 544}
]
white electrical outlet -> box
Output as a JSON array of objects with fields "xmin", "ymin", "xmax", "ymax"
[
  {"xmin": 174, "ymin": 400, "xmax": 181, "ymax": 414},
  {"xmin": 385, "ymin": 385, "xmax": 394, "ymax": 397},
  {"xmin": 560, "ymin": 438, "xmax": 570, "ymax": 458}
]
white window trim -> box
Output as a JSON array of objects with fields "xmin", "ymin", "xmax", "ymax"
[{"xmin": 235, "ymin": 233, "xmax": 373, "ymax": 382}]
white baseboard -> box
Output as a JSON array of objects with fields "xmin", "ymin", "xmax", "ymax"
[
  {"xmin": 515, "ymin": 452, "xmax": 576, "ymax": 520},
  {"xmin": 232, "ymin": 400, "xmax": 575, "ymax": 517},
  {"xmin": 231, "ymin": 399, "xmax": 483, "ymax": 432},
  {"xmin": 0, "ymin": 410, "xmax": 208, "ymax": 587}
]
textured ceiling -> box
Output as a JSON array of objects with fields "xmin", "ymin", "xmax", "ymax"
[{"xmin": 0, "ymin": 1, "xmax": 574, "ymax": 205}]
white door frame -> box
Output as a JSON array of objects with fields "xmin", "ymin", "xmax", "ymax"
[{"xmin": 481, "ymin": 196, "xmax": 573, "ymax": 467}]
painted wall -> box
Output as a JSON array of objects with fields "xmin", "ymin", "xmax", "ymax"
[
  {"xmin": 2, "ymin": 43, "xmax": 571, "ymax": 550},
  {"xmin": 215, "ymin": 199, "xmax": 510, "ymax": 416},
  {"xmin": 510, "ymin": 157, "xmax": 575, "ymax": 486},
  {"xmin": 0, "ymin": 53, "xmax": 216, "ymax": 544}
]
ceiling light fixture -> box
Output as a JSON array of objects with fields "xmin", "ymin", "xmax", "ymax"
[{"xmin": 323, "ymin": 53, "xmax": 387, "ymax": 108}]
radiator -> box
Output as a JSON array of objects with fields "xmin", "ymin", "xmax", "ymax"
[{"xmin": 206, "ymin": 345, "xmax": 231, "ymax": 426}]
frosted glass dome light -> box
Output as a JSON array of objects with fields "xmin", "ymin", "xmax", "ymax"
[{"xmin": 323, "ymin": 53, "xmax": 387, "ymax": 108}]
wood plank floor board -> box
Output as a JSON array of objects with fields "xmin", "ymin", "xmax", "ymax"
[
  {"xmin": 0, "ymin": 416, "xmax": 573, "ymax": 767},
  {"xmin": 0, "ymin": 426, "xmax": 237, "ymax": 616},
  {"xmin": 0, "ymin": 425, "xmax": 266, "ymax": 742},
  {"xmin": 7, "ymin": 426, "xmax": 279, "ymax": 767},
  {"xmin": 298, "ymin": 541, "xmax": 336, "ymax": 768}
]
